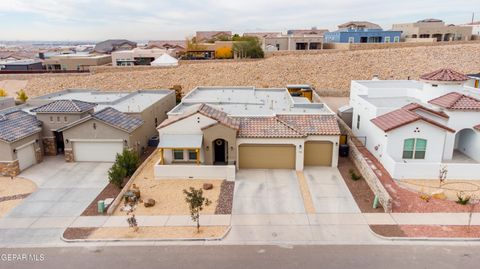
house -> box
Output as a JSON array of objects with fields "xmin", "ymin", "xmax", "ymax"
[
  {"xmin": 154, "ymin": 86, "xmax": 340, "ymax": 180},
  {"xmin": 43, "ymin": 54, "xmax": 111, "ymax": 71},
  {"xmin": 467, "ymin": 73, "xmax": 480, "ymax": 88},
  {"xmin": 146, "ymin": 40, "xmax": 186, "ymax": 56},
  {"xmin": 93, "ymin": 39, "xmax": 137, "ymax": 54},
  {"xmin": 195, "ymin": 31, "xmax": 232, "ymax": 43},
  {"xmin": 0, "ymin": 60, "xmax": 44, "ymax": 71},
  {"xmin": 0, "ymin": 110, "xmax": 43, "ymax": 176},
  {"xmin": 0, "ymin": 97, "xmax": 15, "ymax": 111},
  {"xmin": 460, "ymin": 21, "xmax": 480, "ymax": 39},
  {"xmin": 392, "ymin": 19, "xmax": 472, "ymax": 42},
  {"xmin": 349, "ymin": 68, "xmax": 480, "ymax": 180},
  {"xmin": 246, "ymin": 28, "xmax": 327, "ymax": 51},
  {"xmin": 324, "ymin": 21, "xmax": 401, "ymax": 43},
  {"xmin": 0, "ymin": 89, "xmax": 176, "ymax": 175},
  {"xmin": 111, "ymin": 48, "xmax": 173, "ymax": 67}
]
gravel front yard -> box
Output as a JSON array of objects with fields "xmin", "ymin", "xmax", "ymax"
[
  {"xmin": 86, "ymin": 226, "xmax": 228, "ymax": 240},
  {"xmin": 0, "ymin": 177, "xmax": 37, "ymax": 217},
  {"xmin": 370, "ymin": 225, "xmax": 480, "ymax": 238}
]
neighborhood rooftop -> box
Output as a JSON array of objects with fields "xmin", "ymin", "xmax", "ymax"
[
  {"xmin": 31, "ymin": 99, "xmax": 97, "ymax": 113},
  {"xmin": 0, "ymin": 110, "xmax": 42, "ymax": 142},
  {"xmin": 169, "ymin": 86, "xmax": 333, "ymax": 116},
  {"xmin": 34, "ymin": 89, "xmax": 172, "ymax": 113}
]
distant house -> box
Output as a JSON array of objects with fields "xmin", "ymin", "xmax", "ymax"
[
  {"xmin": 146, "ymin": 40, "xmax": 186, "ymax": 56},
  {"xmin": 43, "ymin": 54, "xmax": 111, "ymax": 71},
  {"xmin": 392, "ymin": 19, "xmax": 472, "ymax": 41},
  {"xmin": 93, "ymin": 39, "xmax": 137, "ymax": 54},
  {"xmin": 246, "ymin": 28, "xmax": 327, "ymax": 51},
  {"xmin": 324, "ymin": 21, "xmax": 401, "ymax": 43},
  {"xmin": 460, "ymin": 21, "xmax": 480, "ymax": 39},
  {"xmin": 111, "ymin": 48, "xmax": 173, "ymax": 66},
  {"xmin": 195, "ymin": 31, "xmax": 232, "ymax": 43},
  {"xmin": 0, "ymin": 59, "xmax": 44, "ymax": 71}
]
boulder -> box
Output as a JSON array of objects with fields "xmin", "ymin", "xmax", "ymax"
[
  {"xmin": 144, "ymin": 198, "xmax": 156, "ymax": 208},
  {"xmin": 431, "ymin": 189, "xmax": 447, "ymax": 200},
  {"xmin": 203, "ymin": 183, "xmax": 213, "ymax": 190}
]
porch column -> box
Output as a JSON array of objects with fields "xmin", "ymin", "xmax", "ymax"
[
  {"xmin": 196, "ymin": 148, "xmax": 200, "ymax": 165},
  {"xmin": 159, "ymin": 148, "xmax": 164, "ymax": 164}
]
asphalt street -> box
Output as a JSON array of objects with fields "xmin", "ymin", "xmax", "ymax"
[{"xmin": 1, "ymin": 245, "xmax": 479, "ymax": 269}]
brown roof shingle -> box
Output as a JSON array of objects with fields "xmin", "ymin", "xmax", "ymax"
[
  {"xmin": 420, "ymin": 68, "xmax": 469, "ymax": 82},
  {"xmin": 371, "ymin": 108, "xmax": 454, "ymax": 133},
  {"xmin": 402, "ymin": 103, "xmax": 449, "ymax": 118},
  {"xmin": 237, "ymin": 117, "xmax": 305, "ymax": 138},
  {"xmin": 429, "ymin": 92, "xmax": 480, "ymax": 110},
  {"xmin": 277, "ymin": 115, "xmax": 341, "ymax": 135}
]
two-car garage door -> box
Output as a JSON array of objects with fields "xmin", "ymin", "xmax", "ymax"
[
  {"xmin": 239, "ymin": 144, "xmax": 296, "ymax": 169},
  {"xmin": 73, "ymin": 141, "xmax": 123, "ymax": 162}
]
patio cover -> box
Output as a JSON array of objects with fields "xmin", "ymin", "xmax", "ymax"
[
  {"xmin": 151, "ymin": 53, "xmax": 179, "ymax": 67},
  {"xmin": 158, "ymin": 134, "xmax": 202, "ymax": 149}
]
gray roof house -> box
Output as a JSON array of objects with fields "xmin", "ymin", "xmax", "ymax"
[{"xmin": 93, "ymin": 39, "xmax": 137, "ymax": 54}]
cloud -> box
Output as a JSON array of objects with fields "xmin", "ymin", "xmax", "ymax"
[{"xmin": 0, "ymin": 0, "xmax": 478, "ymax": 40}]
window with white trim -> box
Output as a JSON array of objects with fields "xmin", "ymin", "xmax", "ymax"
[
  {"xmin": 402, "ymin": 138, "xmax": 427, "ymax": 159},
  {"xmin": 385, "ymin": 36, "xmax": 391, "ymax": 43},
  {"xmin": 188, "ymin": 149, "xmax": 197, "ymax": 161},
  {"xmin": 173, "ymin": 149, "xmax": 184, "ymax": 160},
  {"xmin": 348, "ymin": 37, "xmax": 355, "ymax": 43},
  {"xmin": 394, "ymin": 36, "xmax": 400, "ymax": 42}
]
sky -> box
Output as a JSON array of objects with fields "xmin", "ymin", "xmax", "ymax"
[{"xmin": 0, "ymin": 0, "xmax": 478, "ymax": 41}]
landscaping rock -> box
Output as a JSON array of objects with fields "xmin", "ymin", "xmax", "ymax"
[
  {"xmin": 144, "ymin": 198, "xmax": 156, "ymax": 208},
  {"xmin": 104, "ymin": 198, "xmax": 114, "ymax": 207},
  {"xmin": 431, "ymin": 190, "xmax": 447, "ymax": 200},
  {"xmin": 203, "ymin": 183, "xmax": 213, "ymax": 190}
]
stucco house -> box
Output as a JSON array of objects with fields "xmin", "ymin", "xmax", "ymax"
[
  {"xmin": 155, "ymin": 86, "xmax": 340, "ymax": 180},
  {"xmin": 350, "ymin": 68, "xmax": 480, "ymax": 180},
  {"xmin": 324, "ymin": 21, "xmax": 401, "ymax": 43},
  {"xmin": 392, "ymin": 19, "xmax": 472, "ymax": 42},
  {"xmin": 0, "ymin": 110, "xmax": 43, "ymax": 176},
  {"xmin": 0, "ymin": 89, "xmax": 175, "ymax": 175}
]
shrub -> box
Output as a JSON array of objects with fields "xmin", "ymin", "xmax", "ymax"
[
  {"xmin": 116, "ymin": 149, "xmax": 140, "ymax": 177},
  {"xmin": 456, "ymin": 192, "xmax": 471, "ymax": 205},
  {"xmin": 183, "ymin": 187, "xmax": 212, "ymax": 233},
  {"xmin": 348, "ymin": 169, "xmax": 362, "ymax": 181},
  {"xmin": 108, "ymin": 163, "xmax": 127, "ymax": 189},
  {"xmin": 0, "ymin": 88, "xmax": 7, "ymax": 97},
  {"xmin": 232, "ymin": 36, "xmax": 264, "ymax": 58},
  {"xmin": 16, "ymin": 89, "xmax": 28, "ymax": 103},
  {"xmin": 215, "ymin": 47, "xmax": 233, "ymax": 59}
]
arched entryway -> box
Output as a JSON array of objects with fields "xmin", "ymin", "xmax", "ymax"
[
  {"xmin": 453, "ymin": 128, "xmax": 478, "ymax": 162},
  {"xmin": 213, "ymin": 139, "xmax": 227, "ymax": 165}
]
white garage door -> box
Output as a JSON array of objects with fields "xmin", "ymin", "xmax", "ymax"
[
  {"xmin": 17, "ymin": 143, "xmax": 36, "ymax": 171},
  {"xmin": 73, "ymin": 141, "xmax": 123, "ymax": 162}
]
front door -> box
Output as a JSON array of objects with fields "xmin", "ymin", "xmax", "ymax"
[
  {"xmin": 54, "ymin": 131, "xmax": 65, "ymax": 154},
  {"xmin": 213, "ymin": 139, "xmax": 227, "ymax": 165}
]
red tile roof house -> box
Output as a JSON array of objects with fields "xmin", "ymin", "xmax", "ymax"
[
  {"xmin": 349, "ymin": 68, "xmax": 480, "ymax": 180},
  {"xmin": 154, "ymin": 86, "xmax": 340, "ymax": 180}
]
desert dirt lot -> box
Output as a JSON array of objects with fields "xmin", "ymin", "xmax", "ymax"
[
  {"xmin": 2, "ymin": 43, "xmax": 480, "ymax": 98},
  {"xmin": 0, "ymin": 177, "xmax": 37, "ymax": 217}
]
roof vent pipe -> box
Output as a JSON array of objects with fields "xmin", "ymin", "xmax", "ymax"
[{"xmin": 372, "ymin": 75, "xmax": 380, "ymax": 81}]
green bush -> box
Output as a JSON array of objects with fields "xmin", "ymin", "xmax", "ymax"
[
  {"xmin": 348, "ymin": 169, "xmax": 362, "ymax": 181},
  {"xmin": 108, "ymin": 163, "xmax": 127, "ymax": 189},
  {"xmin": 116, "ymin": 149, "xmax": 140, "ymax": 177},
  {"xmin": 456, "ymin": 192, "xmax": 470, "ymax": 205}
]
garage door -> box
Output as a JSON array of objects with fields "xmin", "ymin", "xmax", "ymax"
[
  {"xmin": 17, "ymin": 143, "xmax": 36, "ymax": 171},
  {"xmin": 304, "ymin": 141, "xmax": 333, "ymax": 166},
  {"xmin": 73, "ymin": 141, "xmax": 123, "ymax": 162},
  {"xmin": 239, "ymin": 144, "xmax": 295, "ymax": 169}
]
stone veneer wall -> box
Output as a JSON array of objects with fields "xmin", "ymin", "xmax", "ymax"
[
  {"xmin": 42, "ymin": 138, "xmax": 57, "ymax": 156},
  {"xmin": 35, "ymin": 148, "xmax": 43, "ymax": 163},
  {"xmin": 64, "ymin": 149, "xmax": 74, "ymax": 162},
  {"xmin": 0, "ymin": 160, "xmax": 20, "ymax": 177},
  {"xmin": 337, "ymin": 117, "xmax": 393, "ymax": 213}
]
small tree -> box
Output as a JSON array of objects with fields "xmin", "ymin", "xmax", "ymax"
[
  {"xmin": 116, "ymin": 149, "xmax": 140, "ymax": 177},
  {"xmin": 16, "ymin": 89, "xmax": 28, "ymax": 103},
  {"xmin": 183, "ymin": 187, "xmax": 211, "ymax": 233},
  {"xmin": 0, "ymin": 88, "xmax": 7, "ymax": 97},
  {"xmin": 108, "ymin": 162, "xmax": 127, "ymax": 189},
  {"xmin": 171, "ymin": 85, "xmax": 183, "ymax": 103},
  {"xmin": 215, "ymin": 47, "xmax": 233, "ymax": 59}
]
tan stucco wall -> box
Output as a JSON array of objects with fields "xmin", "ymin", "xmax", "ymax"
[
  {"xmin": 62, "ymin": 119, "xmax": 130, "ymax": 148},
  {"xmin": 44, "ymin": 56, "xmax": 112, "ymax": 71},
  {"xmin": 36, "ymin": 111, "xmax": 91, "ymax": 137},
  {"xmin": 0, "ymin": 133, "xmax": 43, "ymax": 162},
  {"xmin": 202, "ymin": 123, "xmax": 237, "ymax": 165},
  {"xmin": 392, "ymin": 23, "xmax": 472, "ymax": 41}
]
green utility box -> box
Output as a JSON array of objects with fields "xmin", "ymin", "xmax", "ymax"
[{"xmin": 98, "ymin": 200, "xmax": 105, "ymax": 214}]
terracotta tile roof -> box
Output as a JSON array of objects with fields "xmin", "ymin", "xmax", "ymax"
[
  {"xmin": 420, "ymin": 68, "xmax": 469, "ymax": 82},
  {"xmin": 474, "ymin": 124, "xmax": 480, "ymax": 131},
  {"xmin": 402, "ymin": 103, "xmax": 449, "ymax": 118},
  {"xmin": 93, "ymin": 107, "xmax": 144, "ymax": 133},
  {"xmin": 277, "ymin": 115, "xmax": 341, "ymax": 135},
  {"xmin": 0, "ymin": 110, "xmax": 42, "ymax": 142},
  {"xmin": 371, "ymin": 108, "xmax": 454, "ymax": 133},
  {"xmin": 237, "ymin": 117, "xmax": 305, "ymax": 138},
  {"xmin": 31, "ymin": 100, "xmax": 96, "ymax": 113},
  {"xmin": 429, "ymin": 92, "xmax": 480, "ymax": 110},
  {"xmin": 158, "ymin": 104, "xmax": 240, "ymax": 130}
]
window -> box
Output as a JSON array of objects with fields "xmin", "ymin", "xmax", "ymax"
[
  {"xmin": 188, "ymin": 150, "xmax": 197, "ymax": 161},
  {"xmin": 402, "ymin": 138, "xmax": 427, "ymax": 159},
  {"xmin": 385, "ymin": 37, "xmax": 391, "ymax": 43},
  {"xmin": 356, "ymin": 115, "xmax": 360, "ymax": 130},
  {"xmin": 394, "ymin": 36, "xmax": 400, "ymax": 42},
  {"xmin": 57, "ymin": 116, "xmax": 61, "ymax": 122},
  {"xmin": 348, "ymin": 37, "xmax": 355, "ymax": 43},
  {"xmin": 50, "ymin": 116, "xmax": 54, "ymax": 123},
  {"xmin": 64, "ymin": 116, "xmax": 68, "ymax": 122},
  {"xmin": 173, "ymin": 150, "xmax": 184, "ymax": 160}
]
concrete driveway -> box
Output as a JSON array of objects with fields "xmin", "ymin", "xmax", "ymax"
[
  {"xmin": 232, "ymin": 169, "xmax": 305, "ymax": 214},
  {"xmin": 304, "ymin": 167, "xmax": 360, "ymax": 213},
  {"xmin": 0, "ymin": 155, "xmax": 111, "ymax": 245}
]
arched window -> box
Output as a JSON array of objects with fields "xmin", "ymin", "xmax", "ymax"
[{"xmin": 402, "ymin": 138, "xmax": 427, "ymax": 159}]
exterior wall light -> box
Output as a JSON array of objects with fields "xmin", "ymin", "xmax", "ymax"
[
  {"xmin": 13, "ymin": 149, "xmax": 17, "ymax": 154},
  {"xmin": 206, "ymin": 146, "xmax": 209, "ymax": 151},
  {"xmin": 65, "ymin": 139, "xmax": 69, "ymax": 143}
]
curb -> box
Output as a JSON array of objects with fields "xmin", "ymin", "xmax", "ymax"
[
  {"xmin": 61, "ymin": 225, "xmax": 232, "ymax": 243},
  {"xmin": 367, "ymin": 225, "xmax": 480, "ymax": 242}
]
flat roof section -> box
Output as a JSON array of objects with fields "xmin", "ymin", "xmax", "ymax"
[
  {"xmin": 354, "ymin": 80, "xmax": 423, "ymax": 89},
  {"xmin": 361, "ymin": 96, "xmax": 422, "ymax": 108}
]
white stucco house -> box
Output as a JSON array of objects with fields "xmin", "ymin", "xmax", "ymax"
[
  {"xmin": 154, "ymin": 86, "xmax": 341, "ymax": 180},
  {"xmin": 350, "ymin": 68, "xmax": 480, "ymax": 180}
]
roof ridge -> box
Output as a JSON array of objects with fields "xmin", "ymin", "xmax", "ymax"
[{"xmin": 274, "ymin": 117, "xmax": 306, "ymax": 136}]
